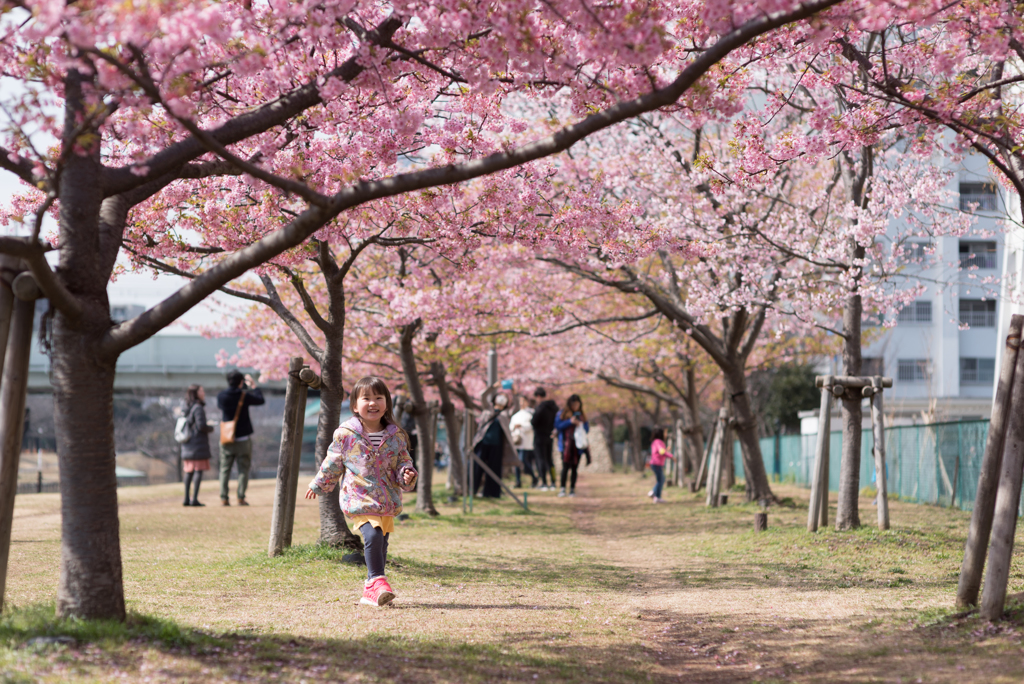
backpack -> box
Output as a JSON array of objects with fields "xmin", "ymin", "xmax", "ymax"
[{"xmin": 174, "ymin": 407, "xmax": 195, "ymax": 444}]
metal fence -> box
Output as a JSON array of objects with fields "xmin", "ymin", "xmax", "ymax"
[{"xmin": 735, "ymin": 419, "xmax": 1017, "ymax": 513}]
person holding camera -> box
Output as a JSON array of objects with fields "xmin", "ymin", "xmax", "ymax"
[
  {"xmin": 216, "ymin": 369, "xmax": 265, "ymax": 506},
  {"xmin": 554, "ymin": 394, "xmax": 590, "ymax": 497}
]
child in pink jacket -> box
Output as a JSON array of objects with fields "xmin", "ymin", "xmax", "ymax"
[
  {"xmin": 306, "ymin": 376, "xmax": 417, "ymax": 607},
  {"xmin": 647, "ymin": 428, "xmax": 674, "ymax": 503}
]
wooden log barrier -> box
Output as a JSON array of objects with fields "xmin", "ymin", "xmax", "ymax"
[
  {"xmin": 958, "ymin": 314, "xmax": 1023, "ymax": 609},
  {"xmin": 754, "ymin": 512, "xmax": 768, "ymax": 532}
]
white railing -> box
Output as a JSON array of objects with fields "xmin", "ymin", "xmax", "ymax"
[{"xmin": 959, "ymin": 193, "xmax": 998, "ymax": 212}]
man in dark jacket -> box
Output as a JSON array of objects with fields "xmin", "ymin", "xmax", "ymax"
[
  {"xmin": 217, "ymin": 370, "xmax": 265, "ymax": 506},
  {"xmin": 530, "ymin": 387, "xmax": 558, "ymax": 490}
]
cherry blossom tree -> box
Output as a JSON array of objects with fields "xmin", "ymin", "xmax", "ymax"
[{"xmin": 0, "ymin": 0, "xmax": 946, "ymax": 621}]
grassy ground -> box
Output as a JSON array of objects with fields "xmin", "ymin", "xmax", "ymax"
[{"xmin": 3, "ymin": 471, "xmax": 1024, "ymax": 682}]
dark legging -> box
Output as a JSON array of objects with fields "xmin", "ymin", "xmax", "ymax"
[
  {"xmin": 360, "ymin": 523, "xmax": 390, "ymax": 581},
  {"xmin": 183, "ymin": 471, "xmax": 203, "ymax": 503},
  {"xmin": 560, "ymin": 461, "xmax": 578, "ymax": 491},
  {"xmin": 534, "ymin": 438, "xmax": 553, "ymax": 486}
]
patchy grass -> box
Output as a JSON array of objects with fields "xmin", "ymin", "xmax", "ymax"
[{"xmin": 3, "ymin": 473, "xmax": 1024, "ymax": 682}]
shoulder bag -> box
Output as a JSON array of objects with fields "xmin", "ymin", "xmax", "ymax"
[{"xmin": 219, "ymin": 390, "xmax": 247, "ymax": 445}]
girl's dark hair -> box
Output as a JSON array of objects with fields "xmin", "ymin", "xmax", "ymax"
[
  {"xmin": 185, "ymin": 384, "xmax": 203, "ymax": 407},
  {"xmin": 560, "ymin": 393, "xmax": 586, "ymax": 421},
  {"xmin": 652, "ymin": 428, "xmax": 666, "ymax": 442},
  {"xmin": 350, "ymin": 376, "xmax": 408, "ymax": 441}
]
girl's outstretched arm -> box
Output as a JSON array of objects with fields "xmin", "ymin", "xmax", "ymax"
[{"xmin": 396, "ymin": 433, "xmax": 418, "ymax": 492}]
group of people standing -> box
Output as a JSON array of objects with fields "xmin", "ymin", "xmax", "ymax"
[
  {"xmin": 177, "ymin": 370, "xmax": 265, "ymax": 507},
  {"xmin": 470, "ymin": 387, "xmax": 591, "ymax": 498}
]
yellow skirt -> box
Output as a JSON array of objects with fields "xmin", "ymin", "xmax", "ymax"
[{"xmin": 348, "ymin": 515, "xmax": 395, "ymax": 535}]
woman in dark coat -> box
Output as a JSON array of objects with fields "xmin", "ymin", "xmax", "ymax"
[
  {"xmin": 181, "ymin": 384, "xmax": 214, "ymax": 506},
  {"xmin": 470, "ymin": 392, "xmax": 521, "ymax": 498}
]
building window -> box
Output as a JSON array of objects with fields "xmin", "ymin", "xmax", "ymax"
[
  {"xmin": 959, "ymin": 182, "xmax": 998, "ymax": 212},
  {"xmin": 960, "ymin": 358, "xmax": 995, "ymax": 384},
  {"xmin": 905, "ymin": 241, "xmax": 933, "ymax": 260},
  {"xmin": 862, "ymin": 357, "xmax": 884, "ymax": 376},
  {"xmin": 960, "ymin": 241, "xmax": 998, "ymax": 269},
  {"xmin": 959, "ymin": 299, "xmax": 996, "ymax": 327},
  {"xmin": 897, "ymin": 300, "xmax": 932, "ymax": 324},
  {"xmin": 897, "ymin": 359, "xmax": 930, "ymax": 382}
]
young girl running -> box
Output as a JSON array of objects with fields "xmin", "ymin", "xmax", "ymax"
[
  {"xmin": 647, "ymin": 428, "xmax": 674, "ymax": 503},
  {"xmin": 306, "ymin": 376, "xmax": 418, "ymax": 607}
]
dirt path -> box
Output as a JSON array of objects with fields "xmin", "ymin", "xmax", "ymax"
[{"xmin": 567, "ymin": 473, "xmax": 1024, "ymax": 683}]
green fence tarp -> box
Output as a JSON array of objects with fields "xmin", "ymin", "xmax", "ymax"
[{"xmin": 733, "ymin": 419, "xmax": 1021, "ymax": 512}]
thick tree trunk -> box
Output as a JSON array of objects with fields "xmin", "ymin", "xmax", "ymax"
[
  {"xmin": 836, "ymin": 267, "xmax": 864, "ymax": 530},
  {"xmin": 314, "ymin": 339, "xmax": 361, "ymax": 550},
  {"xmin": 722, "ymin": 368, "xmax": 773, "ymax": 503},
  {"xmin": 53, "ymin": 322, "xmax": 125, "ymax": 619},
  {"xmin": 431, "ymin": 362, "xmax": 464, "ymax": 498},
  {"xmin": 54, "ymin": 69, "xmax": 127, "ymax": 620},
  {"xmin": 399, "ymin": 323, "xmax": 437, "ymax": 515}
]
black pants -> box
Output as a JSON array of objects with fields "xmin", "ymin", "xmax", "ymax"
[
  {"xmin": 517, "ymin": 449, "xmax": 536, "ymax": 487},
  {"xmin": 560, "ymin": 461, "xmax": 578, "ymax": 491},
  {"xmin": 533, "ymin": 438, "xmax": 553, "ymax": 486},
  {"xmin": 360, "ymin": 523, "xmax": 390, "ymax": 581},
  {"xmin": 473, "ymin": 443, "xmax": 504, "ymax": 497}
]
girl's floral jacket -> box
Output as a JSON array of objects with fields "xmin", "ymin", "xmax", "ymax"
[{"xmin": 308, "ymin": 417, "xmax": 418, "ymax": 517}]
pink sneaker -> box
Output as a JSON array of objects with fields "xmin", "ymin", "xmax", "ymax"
[{"xmin": 360, "ymin": 577, "xmax": 396, "ymax": 607}]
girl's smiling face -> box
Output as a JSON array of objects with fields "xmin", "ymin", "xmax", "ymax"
[{"xmin": 354, "ymin": 388, "xmax": 387, "ymax": 429}]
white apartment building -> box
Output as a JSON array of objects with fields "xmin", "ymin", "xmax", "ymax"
[{"xmin": 860, "ymin": 151, "xmax": 1011, "ymax": 424}]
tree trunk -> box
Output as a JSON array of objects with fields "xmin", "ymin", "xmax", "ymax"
[
  {"xmin": 400, "ymin": 323, "xmax": 437, "ymax": 515},
  {"xmin": 314, "ymin": 338, "xmax": 361, "ymax": 550},
  {"xmin": 836, "ymin": 259, "xmax": 864, "ymax": 530},
  {"xmin": 54, "ymin": 69, "xmax": 126, "ymax": 619},
  {"xmin": 431, "ymin": 362, "xmax": 464, "ymax": 498},
  {"xmin": 53, "ymin": 321, "xmax": 125, "ymax": 619},
  {"xmin": 723, "ymin": 368, "xmax": 773, "ymax": 502}
]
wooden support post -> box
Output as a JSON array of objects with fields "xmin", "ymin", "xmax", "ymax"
[
  {"xmin": 980, "ymin": 324, "xmax": 1024, "ymax": 620},
  {"xmin": 868, "ymin": 378, "xmax": 889, "ymax": 530},
  {"xmin": 674, "ymin": 418, "xmax": 686, "ymax": 487},
  {"xmin": 706, "ymin": 409, "xmax": 727, "ymax": 508},
  {"xmin": 282, "ymin": 372, "xmax": 309, "ymax": 548},
  {"xmin": 808, "ymin": 379, "xmax": 834, "ymax": 532},
  {"xmin": 754, "ymin": 512, "xmax": 768, "ymax": 532},
  {"xmin": 819, "ymin": 406, "xmax": 830, "ymax": 529},
  {"xmin": 695, "ymin": 419, "xmax": 716, "ymax": 492},
  {"xmin": 268, "ymin": 357, "xmax": 304, "ymax": 557},
  {"xmin": 462, "ymin": 408, "xmax": 469, "ymax": 514},
  {"xmin": 958, "ymin": 315, "xmax": 1023, "ymax": 609},
  {"xmin": 0, "ymin": 277, "xmax": 37, "ymax": 609}
]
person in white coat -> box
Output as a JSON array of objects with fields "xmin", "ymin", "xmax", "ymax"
[{"xmin": 509, "ymin": 395, "xmax": 536, "ymax": 488}]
